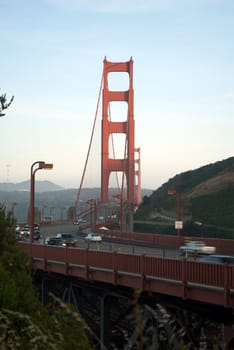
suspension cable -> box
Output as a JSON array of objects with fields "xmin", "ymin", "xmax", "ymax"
[{"xmin": 74, "ymin": 73, "xmax": 104, "ymax": 210}]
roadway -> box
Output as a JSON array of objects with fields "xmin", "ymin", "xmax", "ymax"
[
  {"xmin": 36, "ymin": 223, "xmax": 190, "ymax": 259},
  {"xmin": 19, "ymin": 223, "xmax": 231, "ymax": 259}
]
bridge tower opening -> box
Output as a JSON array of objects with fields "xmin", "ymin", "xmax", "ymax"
[{"xmin": 101, "ymin": 57, "xmax": 141, "ymax": 231}]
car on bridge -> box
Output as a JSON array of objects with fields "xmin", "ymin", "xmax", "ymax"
[
  {"xmin": 45, "ymin": 236, "xmax": 67, "ymax": 246},
  {"xmin": 85, "ymin": 233, "xmax": 102, "ymax": 243},
  {"xmin": 74, "ymin": 219, "xmax": 88, "ymax": 227},
  {"xmin": 15, "ymin": 224, "xmax": 21, "ymax": 232},
  {"xmin": 179, "ymin": 241, "xmax": 216, "ymax": 256},
  {"xmin": 74, "ymin": 219, "xmax": 83, "ymax": 225},
  {"xmin": 20, "ymin": 225, "xmax": 30, "ymax": 237},
  {"xmin": 56, "ymin": 233, "xmax": 77, "ymax": 247},
  {"xmin": 33, "ymin": 230, "xmax": 41, "ymax": 241},
  {"xmin": 198, "ymin": 254, "xmax": 234, "ymax": 264}
]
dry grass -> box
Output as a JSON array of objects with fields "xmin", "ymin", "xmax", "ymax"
[{"xmin": 186, "ymin": 170, "xmax": 234, "ymax": 199}]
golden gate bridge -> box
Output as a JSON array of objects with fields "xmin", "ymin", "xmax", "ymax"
[
  {"xmin": 74, "ymin": 57, "xmax": 141, "ymax": 233},
  {"xmin": 19, "ymin": 57, "xmax": 234, "ymax": 349}
]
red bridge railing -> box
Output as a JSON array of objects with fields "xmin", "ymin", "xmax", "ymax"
[
  {"xmin": 95, "ymin": 227, "xmax": 234, "ymax": 253},
  {"xmin": 19, "ymin": 242, "xmax": 234, "ymax": 309}
]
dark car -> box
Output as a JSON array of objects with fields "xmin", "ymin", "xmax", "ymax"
[
  {"xmin": 33, "ymin": 230, "xmax": 41, "ymax": 241},
  {"xmin": 45, "ymin": 236, "xmax": 66, "ymax": 247},
  {"xmin": 56, "ymin": 233, "xmax": 77, "ymax": 247},
  {"xmin": 34, "ymin": 223, "xmax": 40, "ymax": 230},
  {"xmin": 199, "ymin": 254, "xmax": 234, "ymax": 264}
]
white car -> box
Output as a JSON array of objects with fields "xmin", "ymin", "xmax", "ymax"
[
  {"xmin": 20, "ymin": 226, "xmax": 30, "ymax": 237},
  {"xmin": 74, "ymin": 219, "xmax": 83, "ymax": 225},
  {"xmin": 179, "ymin": 241, "xmax": 216, "ymax": 256},
  {"xmin": 85, "ymin": 233, "xmax": 102, "ymax": 243},
  {"xmin": 74, "ymin": 219, "xmax": 87, "ymax": 225},
  {"xmin": 15, "ymin": 224, "xmax": 21, "ymax": 232}
]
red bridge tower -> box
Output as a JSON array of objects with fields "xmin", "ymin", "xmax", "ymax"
[{"xmin": 101, "ymin": 57, "xmax": 141, "ymax": 214}]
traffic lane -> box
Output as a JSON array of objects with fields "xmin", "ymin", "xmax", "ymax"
[
  {"xmin": 31, "ymin": 230, "xmax": 210, "ymax": 261},
  {"xmin": 40, "ymin": 223, "xmax": 178, "ymax": 249},
  {"xmin": 38, "ymin": 230, "xmax": 182, "ymax": 258},
  {"xmin": 32, "ymin": 238, "xmax": 189, "ymax": 259},
  {"xmin": 82, "ymin": 241, "xmax": 179, "ymax": 258},
  {"xmin": 38, "ymin": 224, "xmax": 191, "ymax": 258},
  {"xmin": 39, "ymin": 224, "xmax": 212, "ymax": 259},
  {"xmin": 31, "ymin": 239, "xmax": 198, "ymax": 261},
  {"xmin": 75, "ymin": 232, "xmax": 182, "ymax": 258}
]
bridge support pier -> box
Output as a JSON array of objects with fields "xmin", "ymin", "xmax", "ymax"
[
  {"xmin": 33, "ymin": 271, "xmax": 234, "ymax": 349},
  {"xmin": 62, "ymin": 283, "xmax": 80, "ymax": 313},
  {"xmin": 122, "ymin": 204, "xmax": 134, "ymax": 232},
  {"xmin": 224, "ymin": 325, "xmax": 234, "ymax": 350},
  {"xmin": 100, "ymin": 294, "xmax": 112, "ymax": 350},
  {"xmin": 41, "ymin": 276, "xmax": 49, "ymax": 306}
]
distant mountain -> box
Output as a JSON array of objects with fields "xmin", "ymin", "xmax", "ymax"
[
  {"xmin": 135, "ymin": 157, "xmax": 234, "ymax": 238},
  {"xmin": 0, "ymin": 181, "xmax": 64, "ymax": 192},
  {"xmin": 0, "ymin": 181, "xmax": 152, "ymax": 197},
  {"xmin": 0, "ymin": 183, "xmax": 153, "ymax": 223}
]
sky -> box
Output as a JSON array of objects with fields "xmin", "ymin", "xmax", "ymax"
[{"xmin": 1, "ymin": 0, "xmax": 234, "ymax": 191}]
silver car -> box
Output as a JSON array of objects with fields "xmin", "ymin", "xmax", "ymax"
[
  {"xmin": 85, "ymin": 233, "xmax": 102, "ymax": 243},
  {"xmin": 179, "ymin": 241, "xmax": 216, "ymax": 256}
]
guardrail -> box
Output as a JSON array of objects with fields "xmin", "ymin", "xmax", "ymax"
[
  {"xmin": 97, "ymin": 228, "xmax": 234, "ymax": 252},
  {"xmin": 18, "ymin": 242, "xmax": 234, "ymax": 309}
]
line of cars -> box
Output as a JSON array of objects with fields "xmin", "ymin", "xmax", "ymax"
[
  {"xmin": 17, "ymin": 228, "xmax": 233, "ymax": 265},
  {"xmin": 16, "ymin": 223, "xmax": 41, "ymax": 241},
  {"xmin": 16, "ymin": 222, "xmax": 103, "ymax": 246},
  {"xmin": 45, "ymin": 232, "xmax": 102, "ymax": 247}
]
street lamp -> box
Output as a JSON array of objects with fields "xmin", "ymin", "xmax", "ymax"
[
  {"xmin": 41, "ymin": 205, "xmax": 47, "ymax": 223},
  {"xmin": 168, "ymin": 189, "xmax": 182, "ymax": 238},
  {"xmin": 30, "ymin": 161, "xmax": 53, "ymax": 246},
  {"xmin": 11, "ymin": 202, "xmax": 18, "ymax": 217}
]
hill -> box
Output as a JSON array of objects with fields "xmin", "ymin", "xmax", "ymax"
[
  {"xmin": 134, "ymin": 157, "xmax": 234, "ymax": 238},
  {"xmin": 0, "ymin": 180, "xmax": 63, "ymax": 192}
]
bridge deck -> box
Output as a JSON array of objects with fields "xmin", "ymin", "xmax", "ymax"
[{"xmin": 19, "ymin": 242, "xmax": 234, "ymax": 309}]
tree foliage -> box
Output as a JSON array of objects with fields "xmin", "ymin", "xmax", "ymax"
[
  {"xmin": 0, "ymin": 204, "xmax": 92, "ymax": 349},
  {"xmin": 0, "ymin": 91, "xmax": 14, "ymax": 116}
]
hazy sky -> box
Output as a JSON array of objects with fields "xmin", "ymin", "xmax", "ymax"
[{"xmin": 1, "ymin": 0, "xmax": 233, "ymax": 191}]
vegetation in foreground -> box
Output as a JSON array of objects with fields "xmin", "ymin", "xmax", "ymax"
[
  {"xmin": 0, "ymin": 204, "xmax": 92, "ymax": 350},
  {"xmin": 0, "ymin": 203, "xmax": 230, "ymax": 349}
]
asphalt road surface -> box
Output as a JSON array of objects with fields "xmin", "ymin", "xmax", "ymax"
[{"xmin": 36, "ymin": 223, "xmax": 187, "ymax": 259}]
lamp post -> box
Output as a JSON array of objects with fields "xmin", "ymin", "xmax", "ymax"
[
  {"xmin": 41, "ymin": 205, "xmax": 47, "ymax": 223},
  {"xmin": 30, "ymin": 161, "xmax": 53, "ymax": 247},
  {"xmin": 11, "ymin": 202, "xmax": 18, "ymax": 217},
  {"xmin": 168, "ymin": 189, "xmax": 182, "ymax": 238}
]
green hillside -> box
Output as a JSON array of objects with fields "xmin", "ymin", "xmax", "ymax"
[{"xmin": 134, "ymin": 157, "xmax": 234, "ymax": 239}]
